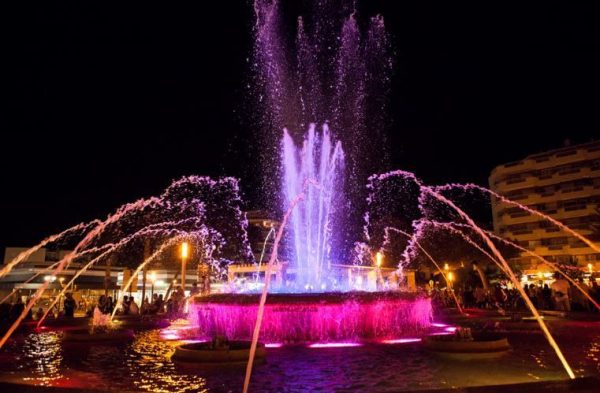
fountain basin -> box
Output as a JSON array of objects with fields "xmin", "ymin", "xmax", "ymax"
[
  {"xmin": 190, "ymin": 291, "xmax": 432, "ymax": 343},
  {"xmin": 423, "ymin": 334, "xmax": 510, "ymax": 359},
  {"xmin": 172, "ymin": 341, "xmax": 265, "ymax": 364}
]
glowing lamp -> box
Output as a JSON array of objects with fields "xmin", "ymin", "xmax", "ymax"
[
  {"xmin": 375, "ymin": 252, "xmax": 383, "ymax": 268},
  {"xmin": 588, "ymin": 263, "xmax": 593, "ymax": 273},
  {"xmin": 149, "ymin": 271, "xmax": 157, "ymax": 283},
  {"xmin": 444, "ymin": 263, "xmax": 449, "ymax": 271},
  {"xmin": 180, "ymin": 242, "xmax": 189, "ymax": 259},
  {"xmin": 447, "ymin": 272, "xmax": 454, "ymax": 282}
]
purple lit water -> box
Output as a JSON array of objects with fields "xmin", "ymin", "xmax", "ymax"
[
  {"xmin": 252, "ymin": 1, "xmax": 392, "ymax": 259},
  {"xmin": 282, "ymin": 124, "xmax": 345, "ymax": 289}
]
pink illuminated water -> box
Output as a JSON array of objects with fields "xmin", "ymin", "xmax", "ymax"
[
  {"xmin": 309, "ymin": 342, "xmax": 362, "ymax": 348},
  {"xmin": 191, "ymin": 294, "xmax": 432, "ymax": 343}
]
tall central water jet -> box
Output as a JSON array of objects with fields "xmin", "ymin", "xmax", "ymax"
[{"xmin": 282, "ymin": 124, "xmax": 344, "ymax": 289}]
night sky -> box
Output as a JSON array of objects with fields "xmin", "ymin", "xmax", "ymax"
[{"xmin": 2, "ymin": 2, "xmax": 598, "ymax": 251}]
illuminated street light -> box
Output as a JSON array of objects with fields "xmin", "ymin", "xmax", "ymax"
[
  {"xmin": 444, "ymin": 263, "xmax": 449, "ymax": 271},
  {"xmin": 181, "ymin": 242, "xmax": 189, "ymax": 259},
  {"xmin": 588, "ymin": 263, "xmax": 593, "ymax": 273},
  {"xmin": 180, "ymin": 242, "xmax": 189, "ymax": 293},
  {"xmin": 375, "ymin": 252, "xmax": 383, "ymax": 268},
  {"xmin": 149, "ymin": 271, "xmax": 157, "ymax": 299}
]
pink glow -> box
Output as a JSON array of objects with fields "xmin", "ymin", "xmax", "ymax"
[
  {"xmin": 429, "ymin": 331, "xmax": 453, "ymax": 336},
  {"xmin": 431, "ymin": 322, "xmax": 448, "ymax": 328},
  {"xmin": 380, "ymin": 338, "xmax": 422, "ymax": 344},
  {"xmin": 191, "ymin": 294, "xmax": 432, "ymax": 343},
  {"xmin": 162, "ymin": 333, "xmax": 180, "ymax": 340},
  {"xmin": 309, "ymin": 342, "xmax": 362, "ymax": 348},
  {"xmin": 265, "ymin": 343, "xmax": 284, "ymax": 348},
  {"xmin": 445, "ymin": 326, "xmax": 457, "ymax": 332}
]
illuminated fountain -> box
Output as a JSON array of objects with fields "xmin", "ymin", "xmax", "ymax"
[{"xmin": 190, "ymin": 130, "xmax": 432, "ymax": 344}]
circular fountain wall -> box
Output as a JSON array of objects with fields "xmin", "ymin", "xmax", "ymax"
[{"xmin": 190, "ymin": 291, "xmax": 432, "ymax": 343}]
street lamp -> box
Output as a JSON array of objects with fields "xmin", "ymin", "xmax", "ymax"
[
  {"xmin": 149, "ymin": 271, "xmax": 156, "ymax": 299},
  {"xmin": 180, "ymin": 242, "xmax": 189, "ymax": 294}
]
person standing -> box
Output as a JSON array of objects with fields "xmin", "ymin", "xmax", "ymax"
[{"xmin": 63, "ymin": 293, "xmax": 77, "ymax": 318}]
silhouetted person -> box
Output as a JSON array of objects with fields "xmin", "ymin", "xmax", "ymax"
[
  {"xmin": 9, "ymin": 297, "xmax": 25, "ymax": 322},
  {"xmin": 63, "ymin": 293, "xmax": 76, "ymax": 318},
  {"xmin": 190, "ymin": 282, "xmax": 200, "ymax": 297},
  {"xmin": 35, "ymin": 307, "xmax": 44, "ymax": 321}
]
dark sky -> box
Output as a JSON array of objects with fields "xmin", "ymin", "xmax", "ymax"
[{"xmin": 2, "ymin": 2, "xmax": 599, "ymax": 250}]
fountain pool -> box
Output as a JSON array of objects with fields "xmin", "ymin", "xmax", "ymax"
[{"xmin": 190, "ymin": 292, "xmax": 432, "ymax": 343}]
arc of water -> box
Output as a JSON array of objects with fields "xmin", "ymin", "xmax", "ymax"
[
  {"xmin": 243, "ymin": 181, "xmax": 315, "ymax": 393},
  {"xmin": 423, "ymin": 186, "xmax": 575, "ymax": 379},
  {"xmin": 0, "ymin": 197, "xmax": 163, "ymax": 350},
  {"xmin": 38, "ymin": 220, "xmax": 198, "ymax": 327},
  {"xmin": 0, "ymin": 220, "xmax": 101, "ymax": 279},
  {"xmin": 110, "ymin": 234, "xmax": 196, "ymax": 321},
  {"xmin": 0, "ymin": 260, "xmax": 64, "ymax": 305},
  {"xmin": 439, "ymin": 183, "xmax": 600, "ymax": 254},
  {"xmin": 383, "ymin": 227, "xmax": 464, "ymax": 314},
  {"xmin": 419, "ymin": 220, "xmax": 509, "ymax": 276},
  {"xmin": 256, "ymin": 226, "xmax": 276, "ymax": 282},
  {"xmin": 0, "ymin": 239, "xmax": 134, "ymax": 306},
  {"xmin": 442, "ymin": 221, "xmax": 600, "ymax": 313}
]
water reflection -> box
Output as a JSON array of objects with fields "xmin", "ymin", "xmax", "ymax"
[
  {"xmin": 0, "ymin": 324, "xmax": 598, "ymax": 392},
  {"xmin": 128, "ymin": 330, "xmax": 208, "ymax": 393},
  {"xmin": 18, "ymin": 331, "xmax": 63, "ymax": 386}
]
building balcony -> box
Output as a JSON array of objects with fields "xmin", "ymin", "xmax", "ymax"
[
  {"xmin": 498, "ymin": 204, "xmax": 596, "ymax": 226},
  {"xmin": 490, "ymin": 144, "xmax": 600, "ymax": 182},
  {"xmin": 493, "ymin": 167, "xmax": 599, "ymax": 193},
  {"xmin": 495, "ymin": 185, "xmax": 600, "ymax": 208}
]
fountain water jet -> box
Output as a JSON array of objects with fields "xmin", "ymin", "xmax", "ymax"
[
  {"xmin": 438, "ymin": 183, "xmax": 600, "ymax": 254},
  {"xmin": 436, "ymin": 221, "xmax": 600, "ymax": 313},
  {"xmin": 382, "ymin": 227, "xmax": 464, "ymax": 314},
  {"xmin": 282, "ymin": 124, "xmax": 344, "ymax": 289},
  {"xmin": 422, "ymin": 185, "xmax": 576, "ymax": 379},
  {"xmin": 366, "ymin": 170, "xmax": 575, "ymax": 379},
  {"xmin": 37, "ymin": 219, "xmax": 204, "ymax": 327}
]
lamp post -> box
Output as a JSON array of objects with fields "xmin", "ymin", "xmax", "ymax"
[
  {"xmin": 149, "ymin": 271, "xmax": 156, "ymax": 300},
  {"xmin": 180, "ymin": 242, "xmax": 189, "ymax": 294}
]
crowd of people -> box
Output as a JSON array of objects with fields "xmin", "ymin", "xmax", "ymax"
[
  {"xmin": 91, "ymin": 283, "xmax": 200, "ymax": 319},
  {"xmin": 433, "ymin": 273, "xmax": 600, "ymax": 313},
  {"xmin": 0, "ymin": 281, "xmax": 203, "ymax": 327}
]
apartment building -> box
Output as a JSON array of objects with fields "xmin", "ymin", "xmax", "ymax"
[{"xmin": 489, "ymin": 140, "xmax": 600, "ymax": 273}]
